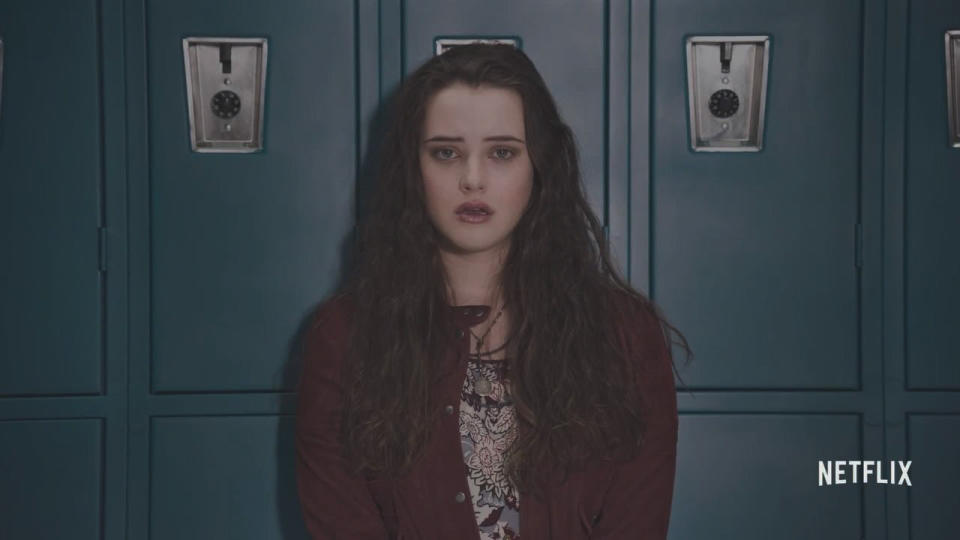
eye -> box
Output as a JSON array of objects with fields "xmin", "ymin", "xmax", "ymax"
[
  {"xmin": 431, "ymin": 147, "xmax": 458, "ymax": 161},
  {"xmin": 493, "ymin": 147, "xmax": 515, "ymax": 160}
]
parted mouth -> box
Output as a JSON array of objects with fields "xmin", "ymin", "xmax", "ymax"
[{"xmin": 455, "ymin": 201, "xmax": 494, "ymax": 214}]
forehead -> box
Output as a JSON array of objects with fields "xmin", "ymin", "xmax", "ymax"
[{"xmin": 422, "ymin": 83, "xmax": 525, "ymax": 138}]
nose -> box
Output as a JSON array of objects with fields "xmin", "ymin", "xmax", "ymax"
[{"xmin": 459, "ymin": 155, "xmax": 485, "ymax": 192}]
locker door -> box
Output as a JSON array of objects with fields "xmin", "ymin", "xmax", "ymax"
[
  {"xmin": 886, "ymin": 0, "xmax": 960, "ymax": 538},
  {"xmin": 127, "ymin": 1, "xmax": 355, "ymax": 538},
  {"xmin": 0, "ymin": 1, "xmax": 122, "ymax": 539},
  {"xmin": 649, "ymin": 0, "xmax": 885, "ymax": 538}
]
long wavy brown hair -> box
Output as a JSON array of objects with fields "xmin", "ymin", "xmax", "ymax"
[{"xmin": 337, "ymin": 43, "xmax": 692, "ymax": 499}]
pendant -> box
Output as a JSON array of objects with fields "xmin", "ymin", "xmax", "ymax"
[{"xmin": 475, "ymin": 377, "xmax": 492, "ymax": 396}]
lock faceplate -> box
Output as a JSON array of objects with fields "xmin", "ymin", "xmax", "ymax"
[
  {"xmin": 686, "ymin": 35, "xmax": 770, "ymax": 152},
  {"xmin": 182, "ymin": 37, "xmax": 268, "ymax": 153},
  {"xmin": 947, "ymin": 30, "xmax": 960, "ymax": 148}
]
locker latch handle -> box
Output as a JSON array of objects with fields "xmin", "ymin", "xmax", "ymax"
[
  {"xmin": 720, "ymin": 42, "xmax": 732, "ymax": 73},
  {"xmin": 219, "ymin": 43, "xmax": 232, "ymax": 74}
]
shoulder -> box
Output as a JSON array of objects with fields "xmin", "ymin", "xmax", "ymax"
[
  {"xmin": 598, "ymin": 287, "xmax": 678, "ymax": 463},
  {"xmin": 298, "ymin": 292, "xmax": 357, "ymax": 381},
  {"xmin": 605, "ymin": 286, "xmax": 674, "ymax": 381},
  {"xmin": 296, "ymin": 294, "xmax": 358, "ymax": 428},
  {"xmin": 309, "ymin": 291, "xmax": 357, "ymax": 343},
  {"xmin": 606, "ymin": 287, "xmax": 664, "ymax": 345}
]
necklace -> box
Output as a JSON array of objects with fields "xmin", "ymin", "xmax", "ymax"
[
  {"xmin": 470, "ymin": 302, "xmax": 504, "ymax": 356},
  {"xmin": 449, "ymin": 284, "xmax": 506, "ymax": 397},
  {"xmin": 469, "ymin": 300, "xmax": 505, "ymax": 396}
]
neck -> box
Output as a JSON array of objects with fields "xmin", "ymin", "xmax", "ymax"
[{"xmin": 439, "ymin": 243, "xmax": 508, "ymax": 307}]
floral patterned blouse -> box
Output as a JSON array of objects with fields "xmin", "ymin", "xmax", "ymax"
[{"xmin": 458, "ymin": 353, "xmax": 521, "ymax": 539}]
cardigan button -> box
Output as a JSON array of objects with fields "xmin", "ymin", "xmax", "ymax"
[
  {"xmin": 444, "ymin": 404, "xmax": 454, "ymax": 415},
  {"xmin": 455, "ymin": 329, "xmax": 465, "ymax": 339},
  {"xmin": 454, "ymin": 491, "xmax": 466, "ymax": 503}
]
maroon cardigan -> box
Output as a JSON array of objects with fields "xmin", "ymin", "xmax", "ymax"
[{"xmin": 295, "ymin": 291, "xmax": 678, "ymax": 539}]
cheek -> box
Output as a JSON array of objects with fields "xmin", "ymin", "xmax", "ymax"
[
  {"xmin": 421, "ymin": 169, "xmax": 455, "ymax": 214},
  {"xmin": 507, "ymin": 169, "xmax": 534, "ymax": 211},
  {"xmin": 420, "ymin": 161, "xmax": 441, "ymax": 194}
]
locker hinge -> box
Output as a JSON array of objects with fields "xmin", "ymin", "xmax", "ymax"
[
  {"xmin": 98, "ymin": 226, "xmax": 107, "ymax": 273},
  {"xmin": 854, "ymin": 223, "xmax": 862, "ymax": 269}
]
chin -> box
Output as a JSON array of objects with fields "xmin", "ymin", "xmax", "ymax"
[{"xmin": 440, "ymin": 233, "xmax": 508, "ymax": 255}]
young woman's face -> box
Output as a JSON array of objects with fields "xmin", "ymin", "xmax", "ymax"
[{"xmin": 419, "ymin": 82, "xmax": 534, "ymax": 257}]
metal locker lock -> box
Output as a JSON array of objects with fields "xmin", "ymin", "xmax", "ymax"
[
  {"xmin": 434, "ymin": 37, "xmax": 520, "ymax": 56},
  {"xmin": 708, "ymin": 89, "xmax": 740, "ymax": 118},
  {"xmin": 211, "ymin": 90, "xmax": 241, "ymax": 119},
  {"xmin": 946, "ymin": 30, "xmax": 960, "ymax": 148},
  {"xmin": 182, "ymin": 37, "xmax": 267, "ymax": 152},
  {"xmin": 685, "ymin": 35, "xmax": 770, "ymax": 152}
]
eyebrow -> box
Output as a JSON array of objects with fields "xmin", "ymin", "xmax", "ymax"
[{"xmin": 422, "ymin": 135, "xmax": 525, "ymax": 144}]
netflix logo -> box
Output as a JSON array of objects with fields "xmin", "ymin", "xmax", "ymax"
[{"xmin": 818, "ymin": 460, "xmax": 912, "ymax": 486}]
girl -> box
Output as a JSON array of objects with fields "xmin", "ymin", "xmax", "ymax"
[{"xmin": 296, "ymin": 43, "xmax": 691, "ymax": 540}]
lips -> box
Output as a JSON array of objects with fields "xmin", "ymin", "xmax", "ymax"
[{"xmin": 455, "ymin": 201, "xmax": 494, "ymax": 215}]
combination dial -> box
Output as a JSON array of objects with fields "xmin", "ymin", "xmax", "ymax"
[
  {"xmin": 211, "ymin": 90, "xmax": 241, "ymax": 119},
  {"xmin": 708, "ymin": 89, "xmax": 739, "ymax": 118}
]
